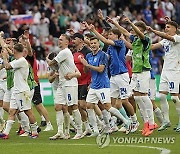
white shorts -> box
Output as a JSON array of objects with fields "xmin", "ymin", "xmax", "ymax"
[
  {"xmin": 110, "ymin": 73, "xmax": 130, "ymax": 99},
  {"xmin": 130, "ymin": 71, "xmax": 150, "ymax": 93},
  {"xmin": 148, "ymin": 79, "xmax": 156, "ymax": 100},
  {"xmin": 10, "ymin": 90, "xmax": 32, "ymax": 111},
  {"xmin": 3, "ymin": 89, "xmax": 12, "ymax": 103},
  {"xmin": 0, "ymin": 80, "xmax": 7, "ymax": 100},
  {"xmin": 52, "ymin": 88, "xmax": 57, "ymax": 104},
  {"xmin": 159, "ymin": 70, "xmax": 180, "ymax": 93},
  {"xmin": 86, "ymin": 88, "xmax": 111, "ymax": 104},
  {"xmin": 55, "ymin": 86, "xmax": 78, "ymax": 106}
]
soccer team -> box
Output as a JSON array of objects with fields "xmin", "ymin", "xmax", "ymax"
[{"xmin": 0, "ymin": 10, "xmax": 179, "ymax": 140}]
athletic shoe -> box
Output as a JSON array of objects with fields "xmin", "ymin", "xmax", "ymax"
[
  {"xmin": 175, "ymin": 123, "xmax": 180, "ymax": 132},
  {"xmin": 0, "ymin": 133, "xmax": 8, "ymax": 139},
  {"xmin": 142, "ymin": 122, "xmax": 149, "ymax": 136},
  {"xmin": 149, "ymin": 123, "xmax": 158, "ymax": 130},
  {"xmin": 43, "ymin": 124, "xmax": 53, "ymax": 131},
  {"xmin": 158, "ymin": 122, "xmax": 171, "ymax": 131},
  {"xmin": 19, "ymin": 129, "xmax": 25, "ymax": 135},
  {"xmin": 37, "ymin": 127, "xmax": 41, "ymax": 133},
  {"xmin": 0, "ymin": 120, "xmax": 5, "ymax": 132},
  {"xmin": 40, "ymin": 121, "xmax": 47, "ymax": 127},
  {"xmin": 131, "ymin": 121, "xmax": 140, "ymax": 133},
  {"xmin": 82, "ymin": 129, "xmax": 92, "ymax": 136},
  {"xmin": 20, "ymin": 132, "xmax": 29, "ymax": 137},
  {"xmin": 109, "ymin": 125, "xmax": 118, "ymax": 134},
  {"xmin": 72, "ymin": 133, "xmax": 83, "ymax": 140},
  {"xmin": 64, "ymin": 133, "xmax": 70, "ymax": 139},
  {"xmin": 16, "ymin": 126, "xmax": 22, "ymax": 135},
  {"xmin": 118, "ymin": 125, "xmax": 126, "ymax": 133},
  {"xmin": 49, "ymin": 132, "xmax": 65, "ymax": 140},
  {"xmin": 144, "ymin": 129, "xmax": 153, "ymax": 137},
  {"xmin": 124, "ymin": 120, "xmax": 132, "ymax": 135},
  {"xmin": 87, "ymin": 132, "xmax": 99, "ymax": 137},
  {"xmin": 30, "ymin": 133, "xmax": 38, "ymax": 139}
]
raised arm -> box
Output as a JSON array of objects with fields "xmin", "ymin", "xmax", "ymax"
[
  {"xmin": 106, "ymin": 16, "xmax": 130, "ymax": 38},
  {"xmin": 84, "ymin": 22, "xmax": 115, "ymax": 45},
  {"xmin": 146, "ymin": 26, "xmax": 175, "ymax": 42},
  {"xmin": 123, "ymin": 17, "xmax": 145, "ymax": 39}
]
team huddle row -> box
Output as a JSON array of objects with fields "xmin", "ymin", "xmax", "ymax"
[{"xmin": 0, "ymin": 12, "xmax": 180, "ymax": 140}]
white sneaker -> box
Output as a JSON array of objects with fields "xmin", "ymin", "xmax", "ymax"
[
  {"xmin": 87, "ymin": 132, "xmax": 99, "ymax": 137},
  {"xmin": 109, "ymin": 125, "xmax": 118, "ymax": 134},
  {"xmin": 72, "ymin": 133, "xmax": 83, "ymax": 140},
  {"xmin": 118, "ymin": 126, "xmax": 126, "ymax": 133},
  {"xmin": 49, "ymin": 132, "xmax": 64, "ymax": 140},
  {"xmin": 131, "ymin": 121, "xmax": 139, "ymax": 133},
  {"xmin": 83, "ymin": 129, "xmax": 92, "ymax": 136},
  {"xmin": 0, "ymin": 120, "xmax": 5, "ymax": 132},
  {"xmin": 43, "ymin": 124, "xmax": 54, "ymax": 131},
  {"xmin": 20, "ymin": 132, "xmax": 29, "ymax": 137},
  {"xmin": 64, "ymin": 133, "xmax": 70, "ymax": 139}
]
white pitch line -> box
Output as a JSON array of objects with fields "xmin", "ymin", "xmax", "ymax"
[{"xmin": 8, "ymin": 143, "xmax": 171, "ymax": 154}]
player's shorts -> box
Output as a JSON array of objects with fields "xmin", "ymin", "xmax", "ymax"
[
  {"xmin": 3, "ymin": 88, "xmax": 12, "ymax": 103},
  {"xmin": 159, "ymin": 70, "xmax": 180, "ymax": 93},
  {"xmin": 32, "ymin": 84, "xmax": 42, "ymax": 105},
  {"xmin": 110, "ymin": 73, "xmax": 130, "ymax": 99},
  {"xmin": 55, "ymin": 86, "xmax": 78, "ymax": 106},
  {"xmin": 10, "ymin": 90, "xmax": 32, "ymax": 111},
  {"xmin": 78, "ymin": 84, "xmax": 88, "ymax": 100},
  {"xmin": 86, "ymin": 88, "xmax": 111, "ymax": 104},
  {"xmin": 130, "ymin": 71, "xmax": 151, "ymax": 93},
  {"xmin": 148, "ymin": 78, "xmax": 156, "ymax": 100},
  {"xmin": 0, "ymin": 80, "xmax": 7, "ymax": 100},
  {"xmin": 52, "ymin": 88, "xmax": 57, "ymax": 104}
]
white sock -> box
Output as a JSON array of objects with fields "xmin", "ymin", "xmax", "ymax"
[
  {"xmin": 3, "ymin": 120, "xmax": 15, "ymax": 135},
  {"xmin": 72, "ymin": 109, "xmax": 82, "ymax": 135},
  {"xmin": 134, "ymin": 96, "xmax": 149, "ymax": 123},
  {"xmin": 154, "ymin": 107, "xmax": 163, "ymax": 124},
  {"xmin": 131, "ymin": 113, "xmax": 137, "ymax": 123},
  {"xmin": 108, "ymin": 107, "xmax": 128, "ymax": 125},
  {"xmin": 172, "ymin": 96, "xmax": 180, "ymax": 123},
  {"xmin": 142, "ymin": 96, "xmax": 155, "ymax": 125},
  {"xmin": 70, "ymin": 115, "xmax": 77, "ymax": 129},
  {"xmin": 102, "ymin": 109, "xmax": 110, "ymax": 128},
  {"xmin": 96, "ymin": 115, "xmax": 104, "ymax": 126},
  {"xmin": 83, "ymin": 120, "xmax": 91, "ymax": 131},
  {"xmin": 0, "ymin": 107, "xmax": 4, "ymax": 123},
  {"xmin": 18, "ymin": 112, "xmax": 30, "ymax": 132},
  {"xmin": 30, "ymin": 122, "xmax": 38, "ymax": 134},
  {"xmin": 41, "ymin": 115, "xmax": 45, "ymax": 121},
  {"xmin": 110, "ymin": 116, "xmax": 117, "ymax": 127},
  {"xmin": 64, "ymin": 112, "xmax": 70, "ymax": 134},
  {"xmin": 159, "ymin": 93, "xmax": 170, "ymax": 123},
  {"xmin": 87, "ymin": 109, "xmax": 99, "ymax": 133},
  {"xmin": 56, "ymin": 110, "xmax": 64, "ymax": 133}
]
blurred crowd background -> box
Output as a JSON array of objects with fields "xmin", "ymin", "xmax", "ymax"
[{"xmin": 1, "ymin": 0, "xmax": 180, "ymax": 77}]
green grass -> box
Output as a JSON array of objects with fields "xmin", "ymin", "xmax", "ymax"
[{"xmin": 1, "ymin": 101, "xmax": 180, "ymax": 154}]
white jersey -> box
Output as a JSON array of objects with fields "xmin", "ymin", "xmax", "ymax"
[
  {"xmin": 0, "ymin": 58, "xmax": 7, "ymax": 80},
  {"xmin": 10, "ymin": 57, "xmax": 30, "ymax": 93},
  {"xmin": 159, "ymin": 34, "xmax": 180, "ymax": 71},
  {"xmin": 54, "ymin": 48, "xmax": 78, "ymax": 87}
]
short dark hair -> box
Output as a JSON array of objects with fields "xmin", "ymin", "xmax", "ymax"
[
  {"xmin": 134, "ymin": 21, "xmax": 146, "ymax": 31},
  {"xmin": 166, "ymin": 21, "xmax": 178, "ymax": 29},
  {"xmin": 71, "ymin": 33, "xmax": 84, "ymax": 40},
  {"xmin": 90, "ymin": 36, "xmax": 99, "ymax": 42},
  {"xmin": 14, "ymin": 43, "xmax": 24, "ymax": 52},
  {"xmin": 109, "ymin": 29, "xmax": 121, "ymax": 38}
]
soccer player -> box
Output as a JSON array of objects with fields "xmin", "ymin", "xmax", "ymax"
[
  {"xmin": 79, "ymin": 35, "xmax": 132, "ymax": 136},
  {"xmin": 0, "ymin": 43, "xmax": 38, "ymax": 139},
  {"xmin": 72, "ymin": 32, "xmax": 92, "ymax": 136},
  {"xmin": 147, "ymin": 21, "xmax": 180, "ymax": 131},
  {"xmin": 47, "ymin": 34, "xmax": 83, "ymax": 139},
  {"xmin": 19, "ymin": 33, "xmax": 53, "ymax": 131},
  {"xmin": 83, "ymin": 21, "xmax": 138, "ymax": 133},
  {"xmin": 110, "ymin": 16, "xmax": 155, "ymax": 136}
]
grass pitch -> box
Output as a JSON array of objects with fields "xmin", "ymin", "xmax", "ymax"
[{"xmin": 1, "ymin": 101, "xmax": 180, "ymax": 154}]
